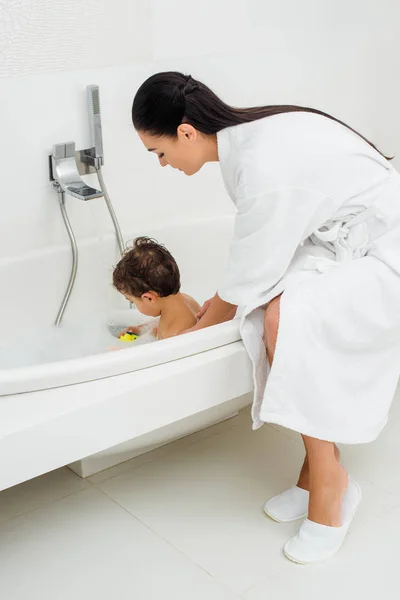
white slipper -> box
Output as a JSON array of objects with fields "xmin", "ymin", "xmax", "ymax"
[
  {"xmin": 263, "ymin": 486, "xmax": 309, "ymax": 523},
  {"xmin": 283, "ymin": 478, "xmax": 362, "ymax": 564}
]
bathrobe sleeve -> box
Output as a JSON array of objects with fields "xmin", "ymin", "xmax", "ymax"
[{"xmin": 218, "ymin": 186, "xmax": 340, "ymax": 306}]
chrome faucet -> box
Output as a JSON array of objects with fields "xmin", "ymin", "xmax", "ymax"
[{"xmin": 49, "ymin": 141, "xmax": 103, "ymax": 200}]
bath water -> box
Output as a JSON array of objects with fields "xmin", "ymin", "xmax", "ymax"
[{"xmin": 0, "ymin": 309, "xmax": 155, "ymax": 369}]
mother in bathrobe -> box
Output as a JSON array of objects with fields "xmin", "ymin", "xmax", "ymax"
[{"xmin": 131, "ymin": 71, "xmax": 400, "ymax": 564}]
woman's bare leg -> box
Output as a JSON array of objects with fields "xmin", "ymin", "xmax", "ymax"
[
  {"xmin": 296, "ymin": 444, "xmax": 340, "ymax": 491},
  {"xmin": 302, "ymin": 435, "xmax": 348, "ymax": 526},
  {"xmin": 264, "ymin": 295, "xmax": 281, "ymax": 366},
  {"xmin": 264, "ymin": 296, "xmax": 347, "ymax": 525}
]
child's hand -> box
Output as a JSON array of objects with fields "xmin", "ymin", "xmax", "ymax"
[{"xmin": 118, "ymin": 325, "xmax": 141, "ymax": 338}]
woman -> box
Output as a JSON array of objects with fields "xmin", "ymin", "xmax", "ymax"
[{"xmin": 131, "ymin": 72, "xmax": 400, "ymax": 564}]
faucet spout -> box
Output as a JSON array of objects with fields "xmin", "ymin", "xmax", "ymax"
[{"xmin": 49, "ymin": 142, "xmax": 103, "ymax": 200}]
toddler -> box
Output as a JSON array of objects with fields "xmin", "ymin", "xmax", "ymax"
[{"xmin": 113, "ymin": 237, "xmax": 200, "ymax": 340}]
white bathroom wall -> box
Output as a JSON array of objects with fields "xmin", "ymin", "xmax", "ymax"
[{"xmin": 0, "ymin": 0, "xmax": 400, "ymax": 262}]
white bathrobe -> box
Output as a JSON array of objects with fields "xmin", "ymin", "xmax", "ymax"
[{"xmin": 217, "ymin": 112, "xmax": 400, "ymax": 444}]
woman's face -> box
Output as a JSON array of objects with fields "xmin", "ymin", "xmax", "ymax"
[{"xmin": 137, "ymin": 124, "xmax": 209, "ymax": 176}]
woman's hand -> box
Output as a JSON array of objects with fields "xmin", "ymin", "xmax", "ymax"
[
  {"xmin": 196, "ymin": 298, "xmax": 213, "ymax": 320},
  {"xmin": 224, "ymin": 306, "xmax": 238, "ymax": 322},
  {"xmin": 182, "ymin": 294, "xmax": 237, "ymax": 334}
]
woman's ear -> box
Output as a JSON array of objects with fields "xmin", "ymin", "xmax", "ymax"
[{"xmin": 177, "ymin": 123, "xmax": 197, "ymax": 142}]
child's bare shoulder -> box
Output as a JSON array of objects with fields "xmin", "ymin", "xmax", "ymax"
[{"xmin": 182, "ymin": 293, "xmax": 201, "ymax": 315}]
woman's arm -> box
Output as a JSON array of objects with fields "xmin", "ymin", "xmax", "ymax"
[{"xmin": 189, "ymin": 293, "xmax": 236, "ymax": 332}]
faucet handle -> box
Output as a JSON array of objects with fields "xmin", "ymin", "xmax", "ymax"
[
  {"xmin": 64, "ymin": 141, "xmax": 76, "ymax": 159},
  {"xmin": 52, "ymin": 142, "xmax": 67, "ymax": 160}
]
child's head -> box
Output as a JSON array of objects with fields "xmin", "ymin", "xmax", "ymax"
[{"xmin": 113, "ymin": 236, "xmax": 181, "ymax": 317}]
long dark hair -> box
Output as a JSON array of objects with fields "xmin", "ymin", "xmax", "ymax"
[{"xmin": 132, "ymin": 71, "xmax": 391, "ymax": 160}]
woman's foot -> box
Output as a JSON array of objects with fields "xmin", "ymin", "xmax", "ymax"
[
  {"xmin": 263, "ymin": 486, "xmax": 309, "ymax": 522},
  {"xmin": 283, "ymin": 479, "xmax": 362, "ymax": 564},
  {"xmin": 263, "ymin": 444, "xmax": 342, "ymax": 525}
]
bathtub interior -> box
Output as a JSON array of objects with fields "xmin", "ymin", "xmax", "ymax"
[{"xmin": 0, "ymin": 216, "xmax": 235, "ymax": 370}]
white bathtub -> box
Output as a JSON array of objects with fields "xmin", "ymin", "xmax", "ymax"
[{"xmin": 0, "ymin": 216, "xmax": 253, "ymax": 490}]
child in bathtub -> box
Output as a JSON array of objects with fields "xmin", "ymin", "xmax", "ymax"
[{"xmin": 112, "ymin": 236, "xmax": 201, "ymax": 341}]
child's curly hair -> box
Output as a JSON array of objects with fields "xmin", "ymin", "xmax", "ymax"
[{"xmin": 113, "ymin": 236, "xmax": 181, "ymax": 298}]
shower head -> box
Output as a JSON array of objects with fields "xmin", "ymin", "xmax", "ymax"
[{"xmin": 86, "ymin": 85, "xmax": 104, "ymax": 166}]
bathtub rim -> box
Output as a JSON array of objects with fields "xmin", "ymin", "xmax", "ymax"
[{"xmin": 0, "ymin": 319, "xmax": 241, "ymax": 396}]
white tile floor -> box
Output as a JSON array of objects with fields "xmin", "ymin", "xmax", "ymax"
[{"xmin": 1, "ymin": 397, "xmax": 400, "ymax": 600}]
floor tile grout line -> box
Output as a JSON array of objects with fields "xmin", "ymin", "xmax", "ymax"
[
  {"xmin": 0, "ymin": 481, "xmax": 245, "ymax": 597},
  {"xmin": 239, "ymin": 560, "xmax": 291, "ymax": 598},
  {"xmin": 95, "ymin": 485, "xmax": 290, "ymax": 598},
  {"xmin": 363, "ymin": 478, "xmax": 400, "ymax": 500},
  {"xmin": 268, "ymin": 424, "xmax": 304, "ymax": 446},
  {"xmin": 89, "ymin": 423, "xmax": 400, "ymax": 540},
  {"xmin": 94, "ymin": 485, "xmax": 237, "ymax": 590},
  {"xmin": 352, "ymin": 494, "xmax": 400, "ymax": 533},
  {"xmin": 240, "ymin": 489, "xmax": 400, "ymax": 597},
  {"xmin": 88, "ymin": 406, "xmax": 306, "ymax": 488},
  {"xmin": 87, "ymin": 413, "xmax": 251, "ymax": 486},
  {"xmin": 91, "ymin": 414, "xmax": 302, "ymax": 489},
  {"xmin": 0, "ymin": 483, "xmax": 94, "ymax": 531}
]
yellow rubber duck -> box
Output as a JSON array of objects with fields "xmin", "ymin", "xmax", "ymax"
[{"xmin": 119, "ymin": 332, "xmax": 138, "ymax": 342}]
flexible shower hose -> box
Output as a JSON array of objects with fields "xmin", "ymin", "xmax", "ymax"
[
  {"xmin": 96, "ymin": 166, "xmax": 132, "ymax": 309},
  {"xmin": 96, "ymin": 166, "xmax": 125, "ymax": 256},
  {"xmin": 55, "ymin": 191, "xmax": 78, "ymax": 326},
  {"xmin": 55, "ymin": 168, "xmax": 129, "ymax": 325}
]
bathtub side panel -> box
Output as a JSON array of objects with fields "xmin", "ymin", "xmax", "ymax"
[{"xmin": 0, "ymin": 343, "xmax": 253, "ymax": 491}]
